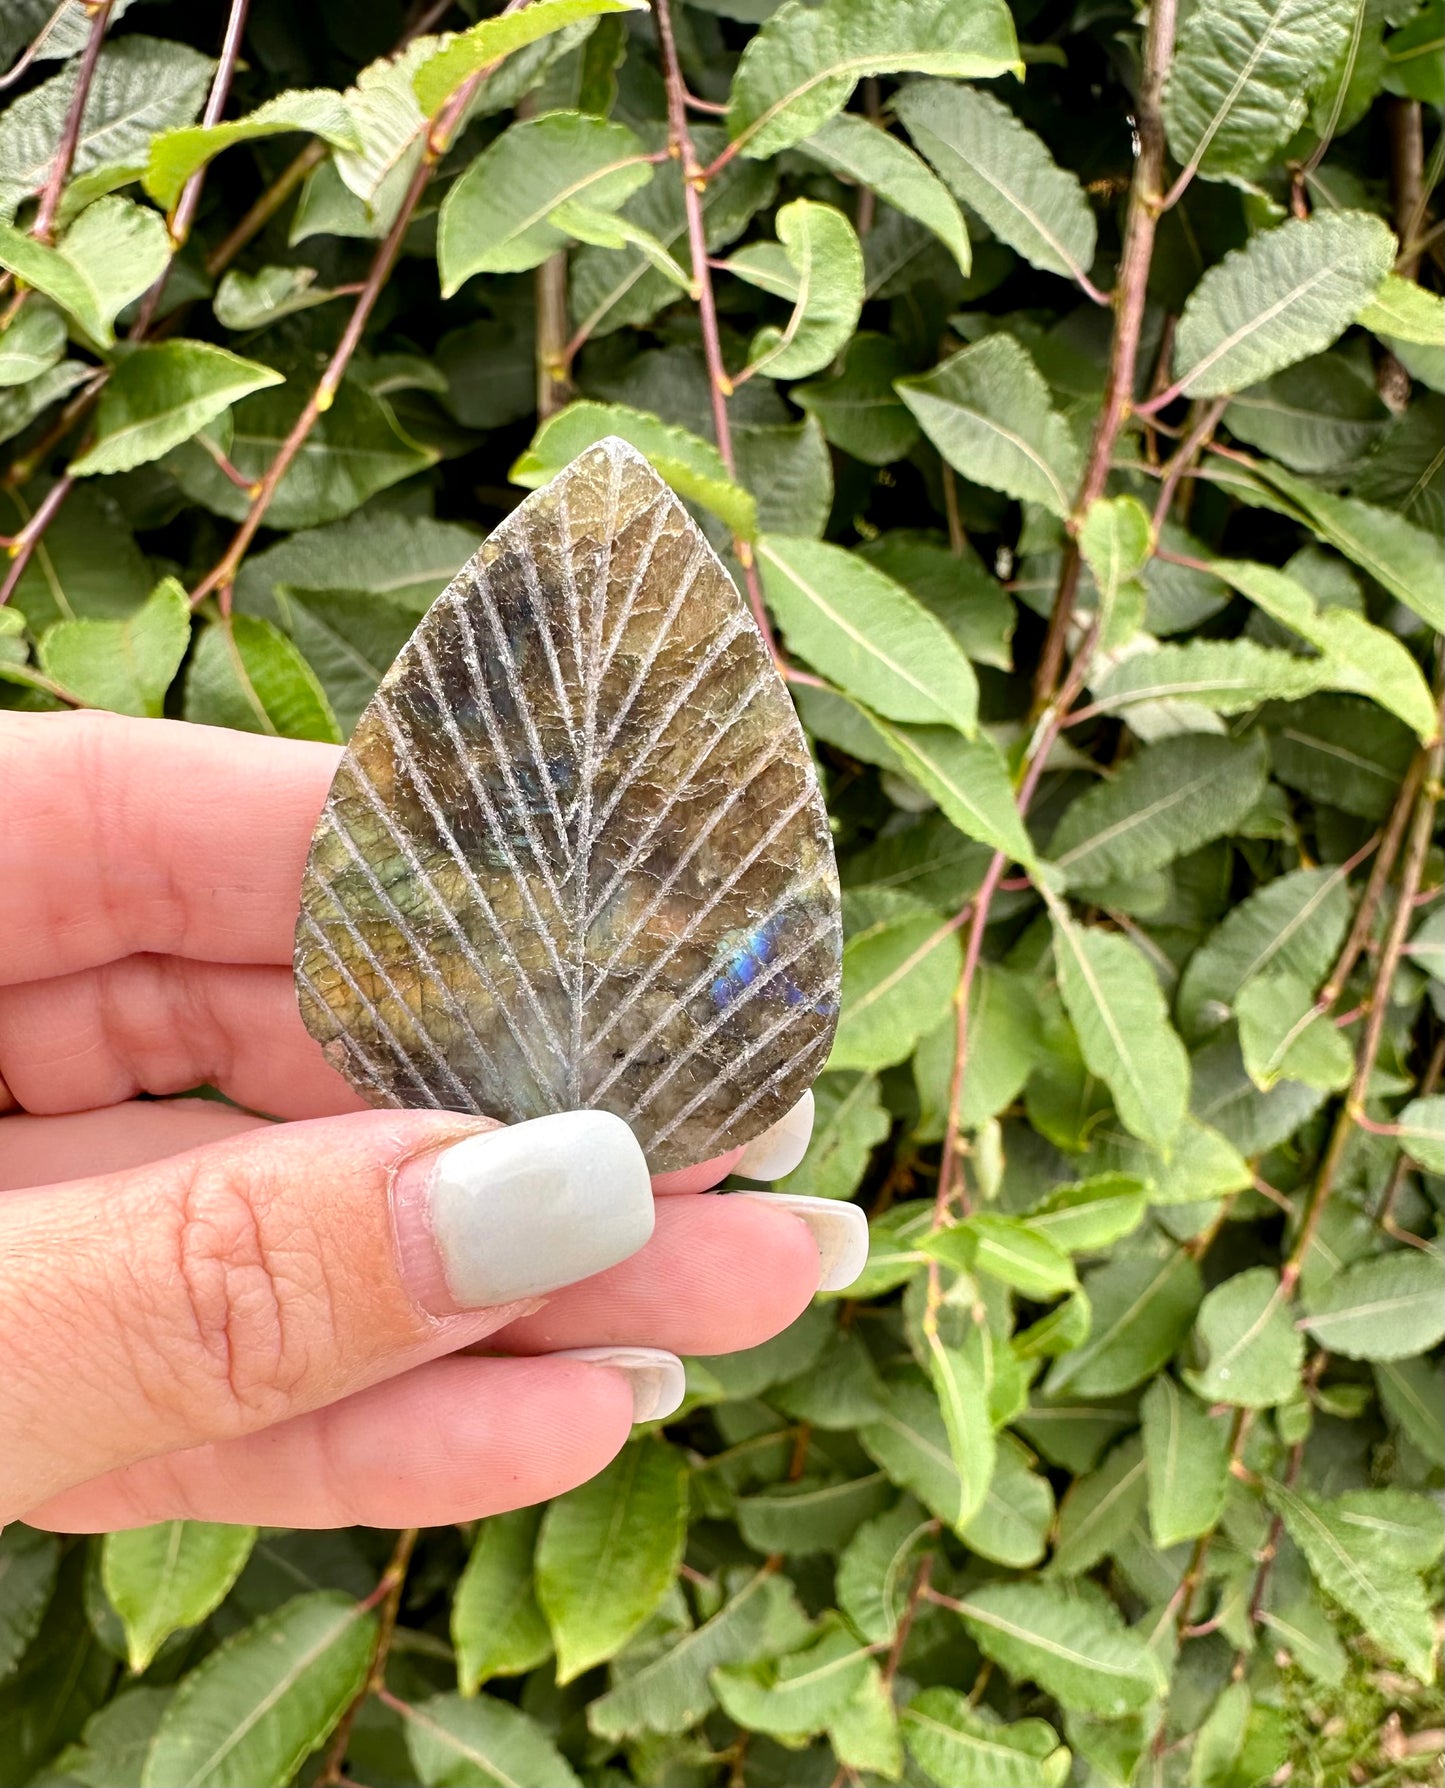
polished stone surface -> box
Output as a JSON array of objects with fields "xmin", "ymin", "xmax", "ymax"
[{"xmin": 295, "ymin": 438, "xmax": 841, "ymax": 1171}]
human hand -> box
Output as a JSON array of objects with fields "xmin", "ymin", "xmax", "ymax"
[{"xmin": 0, "ymin": 712, "xmax": 866, "ymax": 1531}]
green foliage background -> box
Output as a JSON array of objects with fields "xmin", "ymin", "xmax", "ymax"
[{"xmin": 0, "ymin": 0, "xmax": 1442, "ymax": 1782}]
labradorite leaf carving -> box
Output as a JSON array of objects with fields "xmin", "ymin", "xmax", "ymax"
[{"xmin": 295, "ymin": 438, "xmax": 842, "ymax": 1170}]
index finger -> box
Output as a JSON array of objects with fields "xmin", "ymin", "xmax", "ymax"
[{"xmin": 0, "ymin": 711, "xmax": 338, "ymax": 985}]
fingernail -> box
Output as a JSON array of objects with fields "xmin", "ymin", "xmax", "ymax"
[
  {"xmin": 735, "ymin": 1091, "xmax": 815, "ymax": 1181},
  {"xmin": 731, "ymin": 1191, "xmax": 868, "ymax": 1292},
  {"xmin": 394, "ymin": 1112, "xmax": 654, "ymax": 1314},
  {"xmin": 551, "ymin": 1347, "xmax": 687, "ymax": 1422}
]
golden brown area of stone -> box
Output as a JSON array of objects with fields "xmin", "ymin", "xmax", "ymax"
[{"xmin": 295, "ymin": 438, "xmax": 841, "ymax": 1171}]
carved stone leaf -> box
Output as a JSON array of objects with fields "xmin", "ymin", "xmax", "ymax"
[{"xmin": 295, "ymin": 438, "xmax": 841, "ymax": 1170}]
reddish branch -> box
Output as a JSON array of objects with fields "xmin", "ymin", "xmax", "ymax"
[
  {"xmin": 31, "ymin": 1, "xmax": 112, "ymax": 244},
  {"xmin": 318, "ymin": 1526, "xmax": 420, "ymax": 1786},
  {"xmin": 1032, "ymin": 0, "xmax": 1179, "ymax": 711}
]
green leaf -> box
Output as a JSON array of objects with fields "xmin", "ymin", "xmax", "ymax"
[
  {"xmin": 0, "ymin": 359, "xmax": 90, "ymax": 447},
  {"xmin": 927, "ymin": 1215, "xmax": 1078, "ymax": 1300},
  {"xmin": 1163, "ymin": 0, "xmax": 1356, "ymax": 183},
  {"xmin": 588, "ymin": 1568, "xmax": 809, "ymax": 1742},
  {"xmin": 776, "ymin": 1070, "xmax": 890, "ymax": 1203},
  {"xmin": 828, "ymin": 891, "xmax": 962, "ymax": 1072},
  {"xmin": 897, "ymin": 334, "xmax": 1082, "ymax": 518},
  {"xmin": 859, "ymin": 533, "xmax": 1014, "ymax": 671},
  {"xmin": 728, "ymin": 199, "xmax": 864, "ymax": 381},
  {"xmin": 212, "ymin": 266, "xmax": 345, "ymax": 333},
  {"xmin": 452, "ymin": 1510, "xmax": 551, "ymax": 1696},
  {"xmin": 1089, "ymin": 637, "xmax": 1335, "ymax": 720},
  {"xmin": 1178, "ymin": 863, "xmax": 1354, "ymax": 1042},
  {"xmin": 961, "ymin": 1435, "xmax": 1055, "ymax": 1568},
  {"xmin": 799, "ymin": 112, "xmax": 969, "ymax": 273},
  {"xmin": 536, "ymin": 1440, "xmax": 688, "ymax": 1682},
  {"xmin": 915, "ymin": 962, "xmax": 1044, "ymax": 1139},
  {"xmin": 412, "ymin": 0, "xmax": 646, "ymax": 114},
  {"xmin": 1236, "ymin": 968, "xmax": 1353, "ymax": 1091},
  {"xmin": 168, "ymin": 379, "xmax": 435, "ymax": 530},
  {"xmin": 737, "ymin": 1474, "xmax": 892, "ymax": 1557},
  {"xmin": 438, "ymin": 113, "xmax": 653, "ymax": 293},
  {"xmin": 0, "ymin": 1527, "xmax": 59, "ymax": 1682},
  {"xmin": 1047, "ymin": 901, "xmax": 1191, "ymax": 1150},
  {"xmin": 1078, "ymin": 496, "xmax": 1151, "ymax": 618},
  {"xmin": 757, "ymin": 534, "xmax": 977, "ymax": 728},
  {"xmin": 143, "ymin": 90, "xmax": 360, "ymax": 213},
  {"xmin": 1359, "ymin": 272, "xmax": 1445, "ymax": 349},
  {"xmin": 1140, "ymin": 1376, "xmax": 1229, "ymax": 1547},
  {"xmin": 1086, "ymin": 1114, "xmax": 1252, "ymax": 1207},
  {"xmin": 402, "ymin": 1691, "xmax": 581, "ymax": 1788},
  {"xmin": 1375, "ymin": 1357, "xmax": 1445, "ymax": 1465},
  {"xmin": 0, "ymin": 301, "xmax": 65, "ymax": 387},
  {"xmin": 141, "ymin": 1592, "xmax": 376, "ymax": 1788},
  {"xmin": 1266, "ymin": 1481, "xmax": 1437, "ymax": 1681},
  {"xmin": 895, "ymin": 83, "xmax": 1097, "ymax": 289},
  {"xmin": 922, "ymin": 1332, "xmax": 996, "ymax": 1529},
  {"xmin": 952, "ymin": 1580, "xmax": 1162, "ymax": 1717},
  {"xmin": 1021, "ymin": 1175, "xmax": 1149, "ymax": 1254},
  {"xmin": 1249, "ymin": 462, "xmax": 1445, "ymax": 630},
  {"xmin": 1397, "ymin": 1094, "xmax": 1445, "ymax": 1174},
  {"xmin": 713, "ymin": 1619, "xmax": 872, "ymax": 1737},
  {"xmin": 1171, "ymin": 211, "xmax": 1396, "ymax": 397},
  {"xmin": 0, "ymin": 37, "xmax": 213, "ymax": 221},
  {"xmin": 836, "ymin": 1498, "xmax": 935, "ymax": 1644},
  {"xmin": 794, "ymin": 332, "xmax": 922, "ymax": 466},
  {"xmin": 1047, "ymin": 1251, "xmax": 1205, "ymax": 1398},
  {"xmin": 185, "ymin": 614, "xmax": 341, "ymax": 742},
  {"xmin": 860, "ymin": 1376, "xmax": 978, "ymax": 1532},
  {"xmin": 1049, "ymin": 732, "xmax": 1270, "ymax": 892},
  {"xmin": 71, "ymin": 343, "xmax": 282, "ymax": 478},
  {"xmin": 39, "ymin": 576, "xmax": 189, "ymax": 717},
  {"xmin": 512, "ymin": 402, "xmax": 757, "ymax": 540},
  {"xmin": 1211, "ymin": 557, "xmax": 1437, "ymax": 740},
  {"xmin": 0, "ymin": 197, "xmax": 169, "ymax": 348},
  {"xmin": 101, "ymin": 1524, "xmax": 257, "ymax": 1675},
  {"xmin": 1225, "ymin": 356, "xmax": 1389, "ymax": 474},
  {"xmin": 1384, "ymin": 0, "xmax": 1445, "ymax": 106},
  {"xmin": 829, "ymin": 1658, "xmax": 902, "ymax": 1778},
  {"xmin": 1301, "ymin": 1250, "xmax": 1445, "ymax": 1360},
  {"xmin": 904, "ymin": 1686, "xmax": 1070, "ymax": 1788},
  {"xmin": 725, "ymin": 0, "xmax": 1021, "ymax": 160},
  {"xmin": 546, "ymin": 198, "xmax": 692, "ymax": 288},
  {"xmin": 1049, "ymin": 1437, "xmax": 1147, "ymax": 1577},
  {"xmin": 1183, "ymin": 1266, "xmax": 1304, "ymax": 1407}
]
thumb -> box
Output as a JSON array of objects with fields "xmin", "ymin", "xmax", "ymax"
[{"xmin": 0, "ymin": 1107, "xmax": 653, "ymax": 1521}]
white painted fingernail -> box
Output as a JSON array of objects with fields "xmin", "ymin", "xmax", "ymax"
[
  {"xmin": 735, "ymin": 1090, "xmax": 815, "ymax": 1181},
  {"xmin": 551, "ymin": 1347, "xmax": 687, "ymax": 1422},
  {"xmin": 731, "ymin": 1191, "xmax": 869, "ymax": 1292},
  {"xmin": 398, "ymin": 1112, "xmax": 654, "ymax": 1313}
]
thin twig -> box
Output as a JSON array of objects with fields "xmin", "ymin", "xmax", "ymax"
[
  {"xmin": 653, "ymin": 0, "xmax": 781, "ymax": 667},
  {"xmin": 31, "ymin": 2, "xmax": 112, "ymax": 244},
  {"xmin": 1388, "ymin": 98, "xmax": 1426, "ymax": 282},
  {"xmin": 0, "ymin": 475, "xmax": 72, "ymax": 607},
  {"xmin": 1150, "ymin": 397, "xmax": 1229, "ymax": 535},
  {"xmin": 1032, "ymin": 0, "xmax": 1178, "ymax": 711},
  {"xmin": 0, "ymin": 2, "xmax": 69, "ymax": 92},
  {"xmin": 318, "ymin": 1528, "xmax": 421, "ymax": 1786},
  {"xmin": 203, "ymin": 139, "xmax": 327, "ymax": 279}
]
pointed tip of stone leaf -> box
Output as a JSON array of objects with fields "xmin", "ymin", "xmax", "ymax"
[{"xmin": 296, "ymin": 441, "xmax": 841, "ymax": 1171}]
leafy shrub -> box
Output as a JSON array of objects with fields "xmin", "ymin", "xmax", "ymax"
[{"xmin": 1, "ymin": 0, "xmax": 1442, "ymax": 1783}]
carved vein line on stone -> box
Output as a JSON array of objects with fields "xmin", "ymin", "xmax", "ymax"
[
  {"xmin": 588, "ymin": 609, "xmax": 753, "ymax": 850},
  {"xmin": 298, "ymin": 910, "xmax": 447, "ymax": 1110},
  {"xmin": 513, "ymin": 515, "xmax": 579, "ymax": 742},
  {"xmin": 603, "ymin": 904, "xmax": 834, "ymax": 1113},
  {"xmin": 410, "ymin": 631, "xmax": 572, "ymax": 966},
  {"xmin": 446, "ymin": 585, "xmax": 573, "ymax": 898},
  {"xmin": 582, "ymin": 681, "xmax": 788, "ymax": 942},
  {"xmin": 595, "ymin": 537, "xmax": 714, "ymax": 770},
  {"xmin": 295, "ymin": 963, "xmax": 396, "ymax": 1102},
  {"xmin": 322, "ymin": 781, "xmax": 522, "ymax": 1112},
  {"xmin": 305, "ymin": 861, "xmax": 484, "ymax": 1115},
  {"xmin": 596, "ymin": 489, "xmax": 672, "ymax": 686},
  {"xmin": 361, "ymin": 699, "xmax": 567, "ymax": 1096},
  {"xmin": 587, "ymin": 878, "xmax": 811, "ymax": 1105},
  {"xmin": 457, "ymin": 570, "xmax": 571, "ymax": 862},
  {"xmin": 651, "ymin": 1001, "xmax": 832, "ymax": 1154},
  {"xmin": 683, "ymin": 1025, "xmax": 834, "ymax": 1159}
]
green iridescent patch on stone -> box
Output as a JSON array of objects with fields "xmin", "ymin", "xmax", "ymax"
[{"xmin": 295, "ymin": 437, "xmax": 842, "ymax": 1171}]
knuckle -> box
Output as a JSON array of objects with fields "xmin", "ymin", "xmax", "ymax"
[{"xmin": 144, "ymin": 1154, "xmax": 325, "ymax": 1435}]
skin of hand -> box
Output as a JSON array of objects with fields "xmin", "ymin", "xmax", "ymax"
[{"xmin": 0, "ymin": 711, "xmax": 866, "ymax": 1532}]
